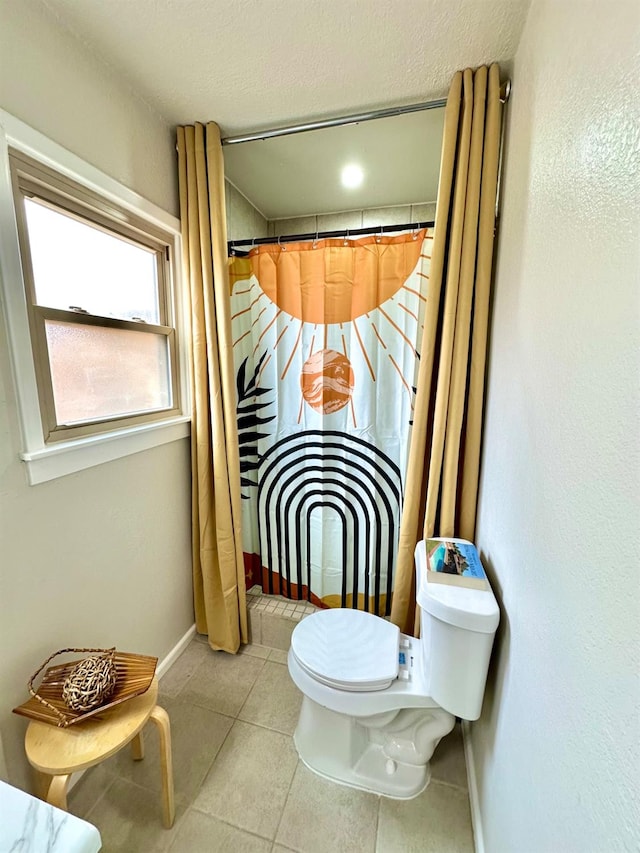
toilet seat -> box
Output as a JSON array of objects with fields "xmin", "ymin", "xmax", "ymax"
[{"xmin": 291, "ymin": 609, "xmax": 400, "ymax": 692}]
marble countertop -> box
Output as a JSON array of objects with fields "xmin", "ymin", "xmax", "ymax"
[{"xmin": 0, "ymin": 780, "xmax": 101, "ymax": 853}]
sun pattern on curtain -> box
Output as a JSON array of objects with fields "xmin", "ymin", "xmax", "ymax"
[{"xmin": 228, "ymin": 229, "xmax": 433, "ymax": 614}]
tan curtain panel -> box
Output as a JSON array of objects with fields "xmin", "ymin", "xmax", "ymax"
[
  {"xmin": 177, "ymin": 122, "xmax": 248, "ymax": 653},
  {"xmin": 391, "ymin": 64, "xmax": 502, "ymax": 634}
]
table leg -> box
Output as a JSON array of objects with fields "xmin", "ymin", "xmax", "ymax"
[
  {"xmin": 131, "ymin": 729, "xmax": 145, "ymax": 760},
  {"xmin": 149, "ymin": 705, "xmax": 175, "ymax": 829},
  {"xmin": 32, "ymin": 769, "xmax": 52, "ymax": 801},
  {"xmin": 46, "ymin": 774, "xmax": 71, "ymax": 811}
]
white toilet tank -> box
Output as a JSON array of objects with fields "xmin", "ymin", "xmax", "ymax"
[{"xmin": 415, "ymin": 538, "xmax": 500, "ymax": 721}]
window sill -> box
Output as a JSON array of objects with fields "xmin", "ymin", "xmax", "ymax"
[{"xmin": 20, "ymin": 416, "xmax": 191, "ymax": 485}]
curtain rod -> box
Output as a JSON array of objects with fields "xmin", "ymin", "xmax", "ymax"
[
  {"xmin": 220, "ymin": 80, "xmax": 510, "ymax": 146},
  {"xmin": 228, "ymin": 220, "xmax": 434, "ymax": 250},
  {"xmin": 221, "ymin": 99, "xmax": 447, "ymax": 145}
]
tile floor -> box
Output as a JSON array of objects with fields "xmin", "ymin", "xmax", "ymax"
[
  {"xmin": 69, "ymin": 634, "xmax": 475, "ymax": 852},
  {"xmin": 246, "ymin": 587, "xmax": 318, "ymax": 651}
]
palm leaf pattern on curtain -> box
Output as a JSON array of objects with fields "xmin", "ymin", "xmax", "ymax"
[{"xmin": 236, "ymin": 351, "xmax": 275, "ymax": 498}]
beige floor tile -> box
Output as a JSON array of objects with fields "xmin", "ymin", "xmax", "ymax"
[
  {"xmin": 194, "ymin": 720, "xmax": 298, "ymax": 840},
  {"xmin": 376, "ymin": 780, "xmax": 474, "ymax": 853},
  {"xmin": 67, "ymin": 635, "xmax": 473, "ymax": 853},
  {"xmin": 68, "ymin": 764, "xmax": 116, "ymax": 819},
  {"xmin": 248, "ymin": 608, "xmax": 262, "ymax": 644},
  {"xmin": 238, "ymin": 661, "xmax": 302, "ymax": 735},
  {"xmin": 431, "ymin": 723, "xmax": 468, "ymax": 790},
  {"xmin": 261, "ymin": 612, "xmax": 295, "ymax": 650},
  {"xmin": 240, "ymin": 643, "xmax": 271, "ymax": 659},
  {"xmin": 168, "ymin": 809, "xmax": 271, "ymax": 852},
  {"xmin": 103, "ymin": 696, "xmax": 233, "ymax": 801},
  {"xmin": 276, "ymin": 763, "xmax": 379, "ymax": 853},
  {"xmin": 180, "ymin": 649, "xmax": 265, "ymax": 717},
  {"xmin": 85, "ymin": 777, "xmax": 186, "ymax": 852},
  {"xmin": 159, "ymin": 641, "xmax": 208, "ymax": 698}
]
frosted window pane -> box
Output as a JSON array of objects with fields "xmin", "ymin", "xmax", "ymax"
[
  {"xmin": 25, "ymin": 199, "xmax": 160, "ymax": 323},
  {"xmin": 45, "ymin": 321, "xmax": 171, "ymax": 425}
]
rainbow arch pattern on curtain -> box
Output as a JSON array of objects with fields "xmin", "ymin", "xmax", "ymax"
[{"xmin": 229, "ymin": 228, "xmax": 433, "ymax": 615}]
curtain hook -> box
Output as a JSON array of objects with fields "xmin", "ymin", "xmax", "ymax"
[
  {"xmin": 277, "ymin": 235, "xmax": 286, "ymax": 252},
  {"xmin": 376, "ymin": 225, "xmax": 382, "ymax": 243},
  {"xmin": 343, "ymin": 228, "xmax": 349, "ymax": 246},
  {"xmin": 313, "ymin": 228, "xmax": 319, "ymax": 249}
]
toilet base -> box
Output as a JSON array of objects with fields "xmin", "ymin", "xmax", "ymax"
[
  {"xmin": 296, "ymin": 740, "xmax": 432, "ymax": 800},
  {"xmin": 293, "ymin": 695, "xmax": 455, "ymax": 799}
]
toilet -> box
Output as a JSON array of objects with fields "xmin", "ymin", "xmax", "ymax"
[{"xmin": 287, "ymin": 537, "xmax": 499, "ymax": 799}]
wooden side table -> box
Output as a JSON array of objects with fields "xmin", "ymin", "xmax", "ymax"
[{"xmin": 24, "ymin": 676, "xmax": 175, "ymax": 828}]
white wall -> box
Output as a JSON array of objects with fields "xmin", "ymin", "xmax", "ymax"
[
  {"xmin": 0, "ymin": 0, "xmax": 178, "ymax": 215},
  {"xmin": 472, "ymin": 1, "xmax": 640, "ymax": 851},
  {"xmin": 0, "ymin": 0, "xmax": 192, "ymax": 789}
]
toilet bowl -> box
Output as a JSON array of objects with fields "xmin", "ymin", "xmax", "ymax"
[{"xmin": 287, "ymin": 537, "xmax": 500, "ymax": 799}]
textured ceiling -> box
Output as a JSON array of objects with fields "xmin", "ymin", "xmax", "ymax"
[
  {"xmin": 36, "ymin": 0, "xmax": 529, "ymax": 218},
  {"xmin": 39, "ymin": 0, "xmax": 529, "ymax": 134}
]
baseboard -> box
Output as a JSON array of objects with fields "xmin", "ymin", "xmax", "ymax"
[
  {"xmin": 156, "ymin": 623, "xmax": 196, "ymax": 679},
  {"xmin": 68, "ymin": 623, "xmax": 196, "ymax": 793},
  {"xmin": 462, "ymin": 720, "xmax": 485, "ymax": 853}
]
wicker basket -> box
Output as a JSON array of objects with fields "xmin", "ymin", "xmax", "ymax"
[
  {"xmin": 13, "ymin": 647, "xmax": 157, "ymax": 728},
  {"xmin": 60, "ymin": 647, "xmax": 117, "ymax": 711}
]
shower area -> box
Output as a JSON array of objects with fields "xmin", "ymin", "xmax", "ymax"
[
  {"xmin": 178, "ymin": 65, "xmax": 504, "ymax": 652},
  {"xmin": 221, "ymin": 102, "xmax": 444, "ymax": 632}
]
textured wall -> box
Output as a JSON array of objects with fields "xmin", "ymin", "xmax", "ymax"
[
  {"xmin": 472, "ymin": 1, "xmax": 640, "ymax": 851},
  {"xmin": 0, "ymin": 0, "xmax": 178, "ymax": 214},
  {"xmin": 0, "ymin": 0, "xmax": 192, "ymax": 789}
]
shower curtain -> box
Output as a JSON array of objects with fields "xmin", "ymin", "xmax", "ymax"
[
  {"xmin": 229, "ymin": 229, "xmax": 433, "ymax": 615},
  {"xmin": 391, "ymin": 64, "xmax": 503, "ymax": 634}
]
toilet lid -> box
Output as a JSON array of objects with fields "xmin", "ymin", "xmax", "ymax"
[{"xmin": 291, "ymin": 609, "xmax": 400, "ymax": 692}]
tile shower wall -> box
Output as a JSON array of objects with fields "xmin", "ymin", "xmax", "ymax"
[
  {"xmin": 225, "ymin": 180, "xmax": 268, "ymax": 242},
  {"xmin": 225, "ymin": 189, "xmax": 436, "ymax": 244},
  {"xmin": 268, "ymin": 202, "xmax": 437, "ymax": 237}
]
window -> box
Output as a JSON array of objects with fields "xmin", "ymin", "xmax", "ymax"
[
  {"xmin": 10, "ymin": 150, "xmax": 181, "ymax": 443},
  {"xmin": 0, "ymin": 111, "xmax": 189, "ymax": 484}
]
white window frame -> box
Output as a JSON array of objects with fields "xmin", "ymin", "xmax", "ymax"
[{"xmin": 0, "ymin": 110, "xmax": 191, "ymax": 485}]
